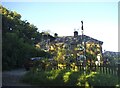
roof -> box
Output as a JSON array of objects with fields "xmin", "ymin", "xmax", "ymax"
[
  {"xmin": 103, "ymin": 51, "xmax": 120, "ymax": 57},
  {"xmin": 53, "ymin": 35, "xmax": 103, "ymax": 45}
]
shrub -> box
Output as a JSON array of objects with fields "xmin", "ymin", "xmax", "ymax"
[{"xmin": 21, "ymin": 69, "xmax": 119, "ymax": 87}]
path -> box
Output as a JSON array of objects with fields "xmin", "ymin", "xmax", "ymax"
[{"xmin": 2, "ymin": 68, "xmax": 32, "ymax": 87}]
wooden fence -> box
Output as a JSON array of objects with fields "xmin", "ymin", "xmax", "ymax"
[
  {"xmin": 48, "ymin": 63, "xmax": 120, "ymax": 77},
  {"xmin": 76, "ymin": 64, "xmax": 119, "ymax": 76},
  {"xmin": 34, "ymin": 61, "xmax": 120, "ymax": 78}
]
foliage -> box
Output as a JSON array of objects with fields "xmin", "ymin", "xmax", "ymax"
[
  {"xmin": 21, "ymin": 69, "xmax": 120, "ymax": 87},
  {"xmin": 1, "ymin": 6, "xmax": 52, "ymax": 70},
  {"xmin": 87, "ymin": 73, "xmax": 119, "ymax": 86},
  {"xmin": 103, "ymin": 51, "xmax": 120, "ymax": 65}
]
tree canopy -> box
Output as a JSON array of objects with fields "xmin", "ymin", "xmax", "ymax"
[{"xmin": 1, "ymin": 6, "xmax": 53, "ymax": 70}]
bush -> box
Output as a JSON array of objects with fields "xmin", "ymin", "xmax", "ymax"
[
  {"xmin": 21, "ymin": 69, "xmax": 120, "ymax": 87},
  {"xmin": 87, "ymin": 73, "xmax": 119, "ymax": 87}
]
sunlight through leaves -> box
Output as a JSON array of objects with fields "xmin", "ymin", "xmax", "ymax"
[{"xmin": 63, "ymin": 71, "xmax": 72, "ymax": 83}]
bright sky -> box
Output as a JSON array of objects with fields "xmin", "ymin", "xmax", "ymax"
[{"xmin": 2, "ymin": 1, "xmax": 118, "ymax": 52}]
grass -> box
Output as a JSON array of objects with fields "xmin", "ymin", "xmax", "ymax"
[{"xmin": 21, "ymin": 68, "xmax": 120, "ymax": 87}]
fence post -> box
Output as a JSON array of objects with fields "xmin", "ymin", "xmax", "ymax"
[
  {"xmin": 111, "ymin": 65, "xmax": 114, "ymax": 75},
  {"xmin": 113, "ymin": 63, "xmax": 117, "ymax": 76},
  {"xmin": 103, "ymin": 64, "xmax": 105, "ymax": 74},
  {"xmin": 118, "ymin": 63, "xmax": 120, "ymax": 81},
  {"xmin": 100, "ymin": 64, "xmax": 102, "ymax": 73},
  {"xmin": 115, "ymin": 64, "xmax": 117, "ymax": 76},
  {"xmin": 108, "ymin": 64, "xmax": 111, "ymax": 75},
  {"xmin": 105, "ymin": 64, "xmax": 107, "ymax": 74},
  {"xmin": 113, "ymin": 64, "xmax": 115, "ymax": 76}
]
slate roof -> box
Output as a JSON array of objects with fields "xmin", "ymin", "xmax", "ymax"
[{"xmin": 54, "ymin": 35, "xmax": 103, "ymax": 45}]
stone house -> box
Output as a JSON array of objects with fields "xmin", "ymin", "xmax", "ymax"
[{"xmin": 48, "ymin": 31, "xmax": 103, "ymax": 63}]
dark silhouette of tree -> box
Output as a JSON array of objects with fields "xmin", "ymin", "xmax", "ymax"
[{"xmin": 1, "ymin": 6, "xmax": 53, "ymax": 70}]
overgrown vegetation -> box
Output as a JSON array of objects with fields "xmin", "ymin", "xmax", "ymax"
[
  {"xmin": 21, "ymin": 69, "xmax": 120, "ymax": 87},
  {"xmin": 1, "ymin": 6, "xmax": 53, "ymax": 70}
]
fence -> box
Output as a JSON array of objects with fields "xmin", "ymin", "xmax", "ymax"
[
  {"xmin": 34, "ymin": 61, "xmax": 120, "ymax": 77},
  {"xmin": 76, "ymin": 64, "xmax": 118, "ymax": 76},
  {"xmin": 48, "ymin": 63, "xmax": 119, "ymax": 76}
]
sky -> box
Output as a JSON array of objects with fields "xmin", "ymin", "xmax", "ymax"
[{"xmin": 1, "ymin": 1, "xmax": 118, "ymax": 52}]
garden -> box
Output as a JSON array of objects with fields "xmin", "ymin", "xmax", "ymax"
[
  {"xmin": 21, "ymin": 66, "xmax": 119, "ymax": 87},
  {"xmin": 21, "ymin": 42, "xmax": 120, "ymax": 87}
]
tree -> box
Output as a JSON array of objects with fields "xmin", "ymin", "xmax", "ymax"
[{"xmin": 1, "ymin": 5, "xmax": 53, "ymax": 70}]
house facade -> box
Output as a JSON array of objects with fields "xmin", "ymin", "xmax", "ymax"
[{"xmin": 48, "ymin": 31, "xmax": 103, "ymax": 64}]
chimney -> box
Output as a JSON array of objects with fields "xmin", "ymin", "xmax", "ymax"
[
  {"xmin": 54, "ymin": 33, "xmax": 58, "ymax": 38},
  {"xmin": 74, "ymin": 31, "xmax": 78, "ymax": 37}
]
